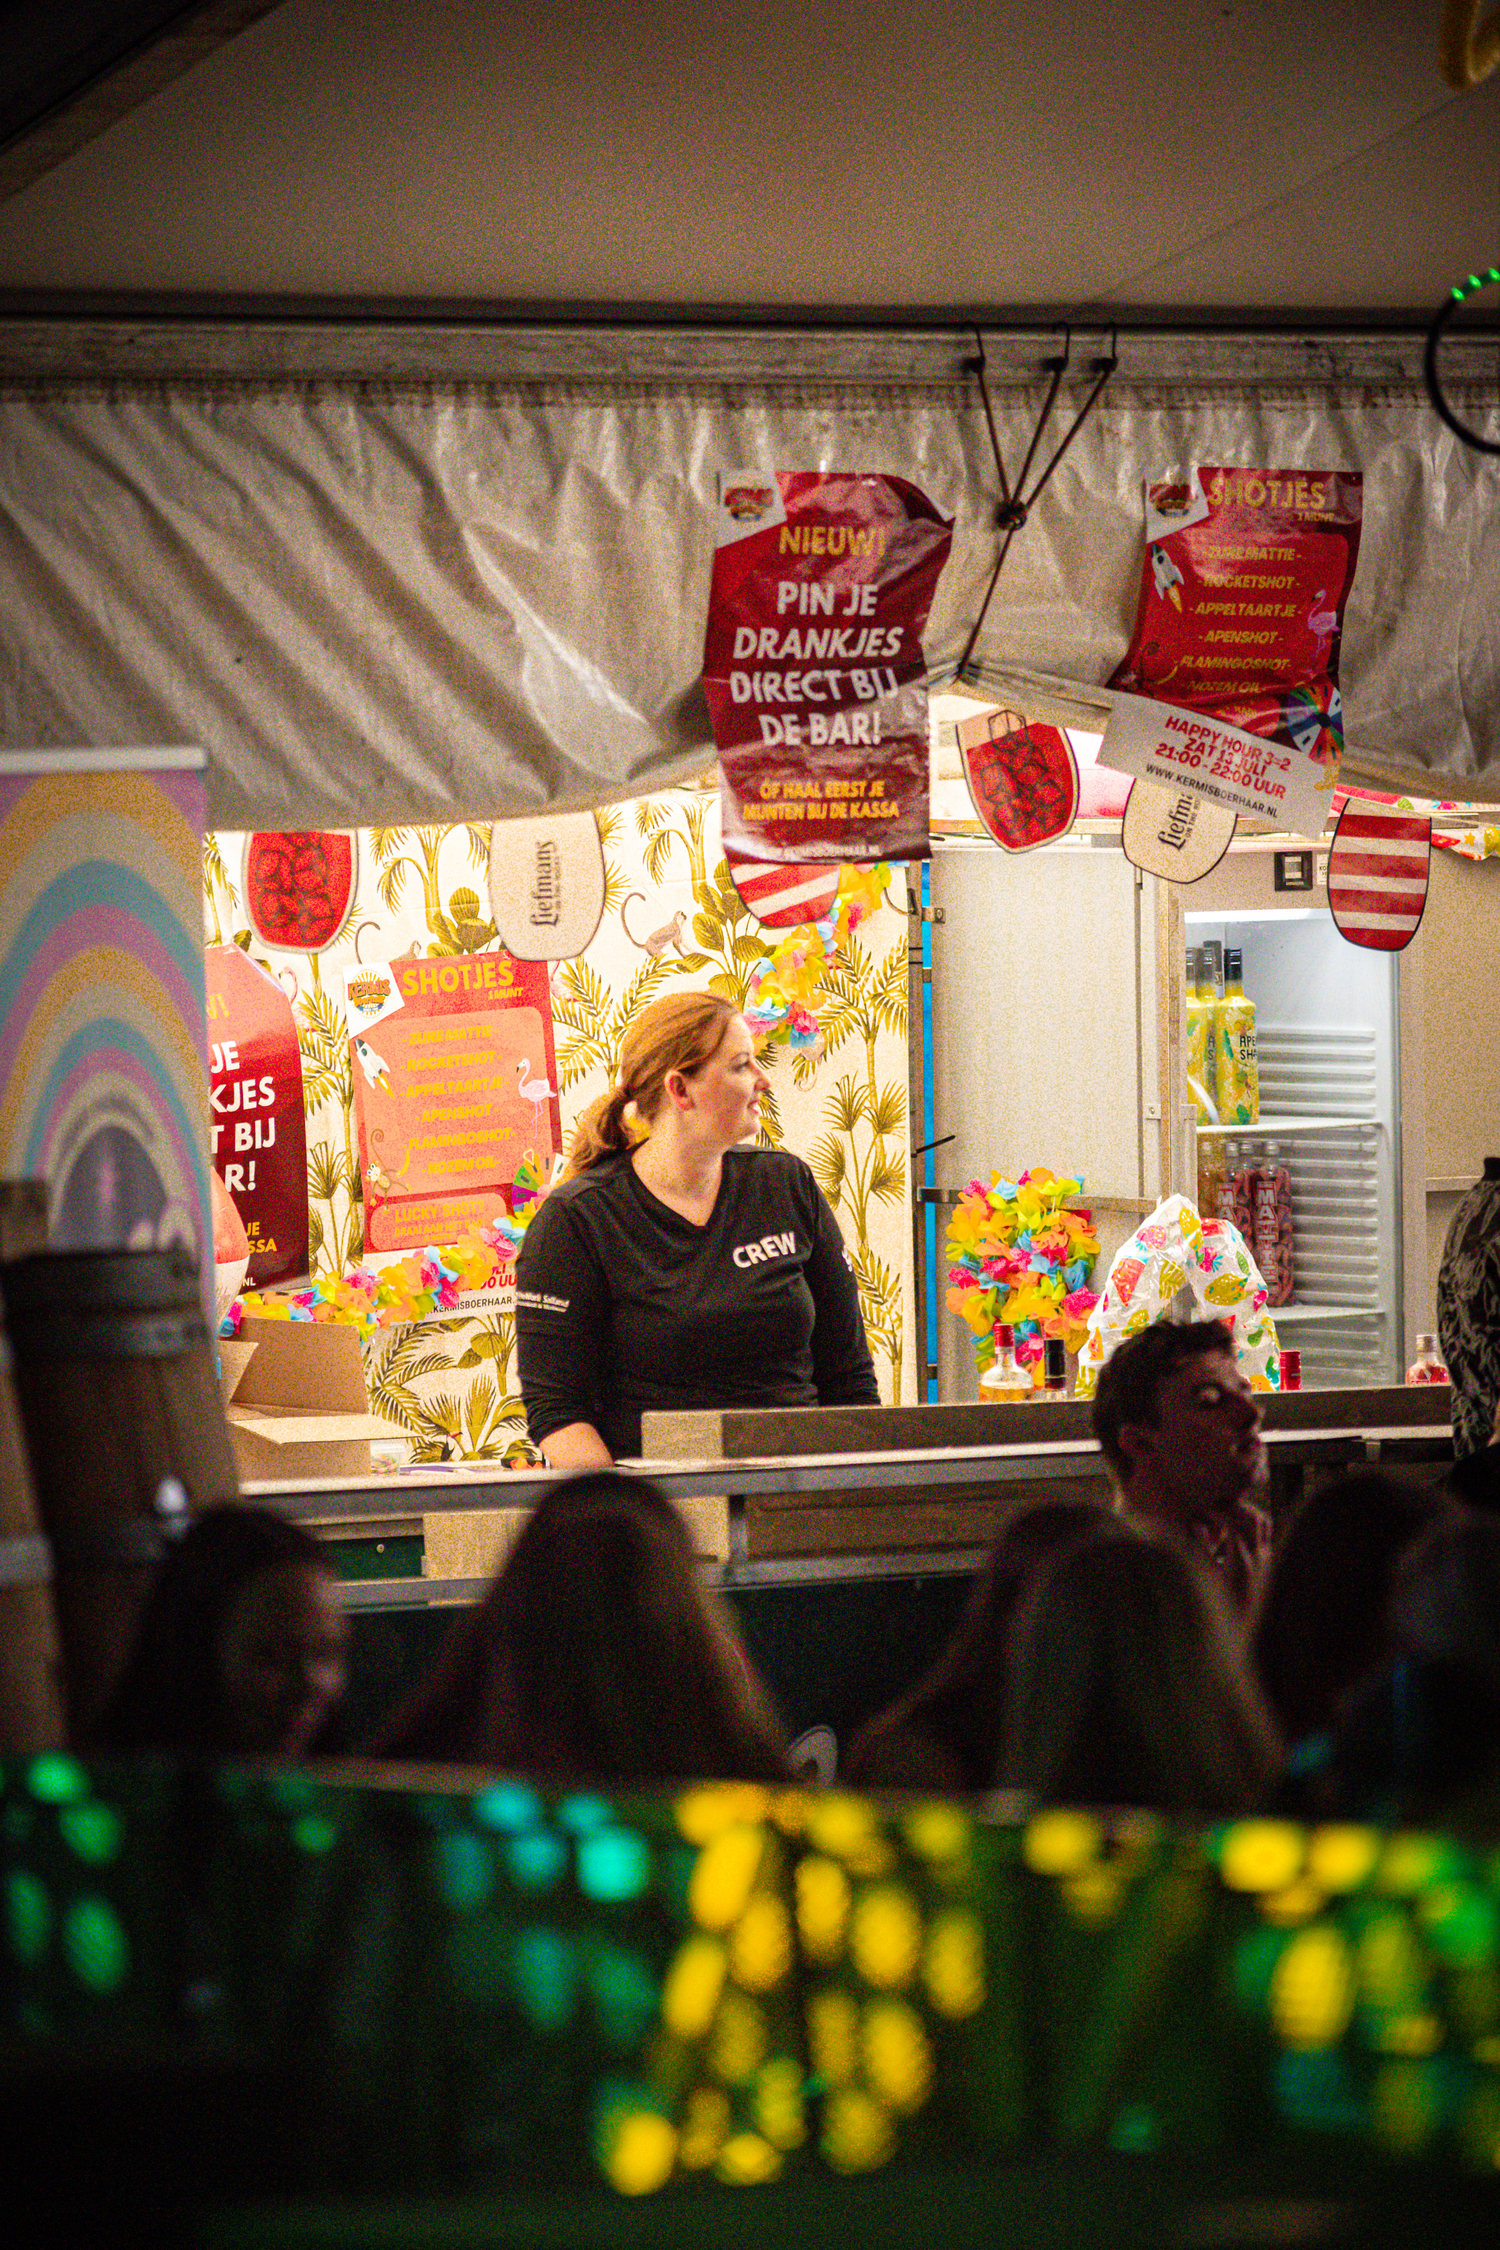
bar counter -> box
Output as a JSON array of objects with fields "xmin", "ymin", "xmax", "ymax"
[{"xmin": 250, "ymin": 1388, "xmax": 1455, "ymax": 1748}]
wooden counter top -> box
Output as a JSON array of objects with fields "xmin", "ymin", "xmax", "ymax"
[{"xmin": 642, "ymin": 1388, "xmax": 1453, "ymax": 1560}]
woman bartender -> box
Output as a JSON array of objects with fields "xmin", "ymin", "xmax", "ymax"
[{"xmin": 516, "ymin": 990, "xmax": 879, "ymax": 1468}]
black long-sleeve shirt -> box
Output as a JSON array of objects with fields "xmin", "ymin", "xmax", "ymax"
[{"xmin": 515, "ymin": 1146, "xmax": 880, "ymax": 1458}]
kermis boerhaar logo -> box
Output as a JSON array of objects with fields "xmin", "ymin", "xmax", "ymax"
[
  {"xmin": 342, "ymin": 964, "xmax": 403, "ymax": 1034},
  {"xmin": 717, "ymin": 477, "xmax": 787, "ymax": 546}
]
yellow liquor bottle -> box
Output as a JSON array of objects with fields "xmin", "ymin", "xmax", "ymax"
[
  {"xmin": 1185, "ymin": 946, "xmax": 1218, "ymax": 1126},
  {"xmin": 1216, "ymin": 947, "xmax": 1259, "ymax": 1125}
]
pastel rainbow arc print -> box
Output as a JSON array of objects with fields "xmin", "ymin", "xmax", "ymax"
[{"xmin": 0, "ymin": 752, "xmax": 212, "ymax": 1306}]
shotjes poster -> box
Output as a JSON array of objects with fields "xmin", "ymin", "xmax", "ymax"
[
  {"xmin": 704, "ymin": 472, "xmax": 952, "ymax": 863},
  {"xmin": 1101, "ymin": 466, "xmax": 1362, "ymax": 835},
  {"xmin": 343, "ymin": 949, "xmax": 560, "ymax": 1254},
  {"xmin": 1109, "ymin": 467, "xmax": 1361, "ymax": 759}
]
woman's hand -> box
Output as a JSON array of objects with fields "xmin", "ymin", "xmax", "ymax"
[{"xmin": 540, "ymin": 1421, "xmax": 615, "ymax": 1473}]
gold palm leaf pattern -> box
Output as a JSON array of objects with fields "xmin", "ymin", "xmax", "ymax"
[{"xmin": 205, "ymin": 788, "xmax": 913, "ymax": 1454}]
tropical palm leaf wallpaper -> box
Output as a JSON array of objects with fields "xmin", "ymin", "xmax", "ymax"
[{"xmin": 205, "ymin": 782, "xmax": 914, "ymax": 1460}]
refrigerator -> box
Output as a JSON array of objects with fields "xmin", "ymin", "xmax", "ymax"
[
  {"xmin": 1166, "ymin": 837, "xmax": 1420, "ymax": 1389},
  {"xmin": 920, "ymin": 830, "xmax": 1422, "ymax": 1397}
]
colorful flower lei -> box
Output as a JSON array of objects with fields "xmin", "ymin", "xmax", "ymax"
[
  {"xmin": 222, "ymin": 1150, "xmax": 553, "ymax": 1339},
  {"xmin": 944, "ymin": 1166, "xmax": 1101, "ymax": 1376},
  {"xmin": 743, "ymin": 862, "xmax": 893, "ymax": 1051}
]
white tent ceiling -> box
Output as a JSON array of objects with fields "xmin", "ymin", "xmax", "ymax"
[{"xmin": 0, "ymin": 0, "xmax": 1494, "ymax": 318}]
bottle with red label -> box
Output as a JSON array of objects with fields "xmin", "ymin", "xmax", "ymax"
[
  {"xmin": 1252, "ymin": 1140, "xmax": 1295, "ymax": 1308},
  {"xmin": 1406, "ymin": 1333, "xmax": 1450, "ymax": 1385}
]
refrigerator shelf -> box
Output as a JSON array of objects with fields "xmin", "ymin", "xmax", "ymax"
[{"xmin": 1197, "ymin": 1115, "xmax": 1378, "ymax": 1137}]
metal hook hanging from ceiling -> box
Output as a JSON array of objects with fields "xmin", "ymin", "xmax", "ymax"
[{"xmin": 954, "ymin": 326, "xmax": 1117, "ymax": 682}]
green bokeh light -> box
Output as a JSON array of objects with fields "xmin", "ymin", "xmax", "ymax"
[
  {"xmin": 1107, "ymin": 2103, "xmax": 1160, "ymax": 2155},
  {"xmin": 513, "ymin": 1923, "xmax": 579, "ymax": 2032},
  {"xmin": 62, "ymin": 1894, "xmax": 130, "ymax": 1994},
  {"xmin": 1275, "ymin": 2048, "xmax": 1364, "ymax": 2134},
  {"xmin": 1420, "ymin": 1883, "xmax": 1498, "ymax": 1969},
  {"xmin": 475, "ymin": 1784, "xmax": 543, "ymax": 1833},
  {"xmin": 506, "ymin": 1828, "xmax": 568, "ymax": 1894},
  {"xmin": 292, "ymin": 1812, "xmax": 339, "ymax": 1856},
  {"xmin": 6, "ymin": 1869, "xmax": 53, "ymax": 1965},
  {"xmin": 58, "ymin": 1803, "xmax": 124, "ymax": 1866},
  {"xmin": 558, "ymin": 1794, "xmax": 614, "ymax": 1835},
  {"xmin": 434, "ymin": 1827, "xmax": 494, "ymax": 1914},
  {"xmin": 27, "ymin": 1754, "xmax": 88, "ymax": 1805},
  {"xmin": 1233, "ymin": 1923, "xmax": 1290, "ymax": 2013},
  {"xmin": 578, "ymin": 1826, "xmax": 651, "ymax": 1905},
  {"xmin": 587, "ymin": 1938, "xmax": 660, "ymax": 2047}
]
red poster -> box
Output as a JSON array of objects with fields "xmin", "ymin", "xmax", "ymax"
[
  {"xmin": 1110, "ymin": 467, "xmax": 1362, "ymax": 766},
  {"xmin": 343, "ymin": 952, "xmax": 560, "ymax": 1254},
  {"xmin": 704, "ymin": 471, "xmax": 952, "ymax": 862},
  {"xmin": 205, "ymin": 945, "xmax": 310, "ymax": 1288}
]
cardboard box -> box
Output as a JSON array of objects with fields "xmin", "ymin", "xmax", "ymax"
[{"xmin": 221, "ymin": 1316, "xmax": 387, "ymax": 1483}]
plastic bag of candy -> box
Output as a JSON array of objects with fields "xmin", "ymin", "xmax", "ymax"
[{"xmin": 1073, "ymin": 1191, "xmax": 1281, "ymax": 1397}]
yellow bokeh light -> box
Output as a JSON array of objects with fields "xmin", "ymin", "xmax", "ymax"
[
  {"xmin": 923, "ymin": 1910, "xmax": 986, "ymax": 2019},
  {"xmin": 689, "ymin": 1825, "xmax": 765, "ymax": 1932},
  {"xmin": 822, "ymin": 2086, "xmax": 897, "ymax": 2175},
  {"xmin": 807, "ymin": 1986, "xmax": 861, "ymax": 2085},
  {"xmin": 1269, "ymin": 1926, "xmax": 1355, "ymax": 2049},
  {"xmin": 754, "ymin": 2056, "xmax": 808, "ymax": 2150},
  {"xmin": 1062, "ymin": 1866, "xmax": 1125, "ymax": 1928},
  {"xmin": 1219, "ymin": 1821, "xmax": 1305, "ymax": 1894},
  {"xmin": 676, "ymin": 1786, "xmax": 771, "ymax": 1846},
  {"xmin": 808, "ymin": 1794, "xmax": 880, "ymax": 1860},
  {"xmin": 850, "ymin": 1885, "xmax": 924, "ymax": 1990},
  {"xmin": 796, "ymin": 1855, "xmax": 852, "ymax": 1965},
  {"xmin": 1307, "ymin": 1826, "xmax": 1380, "ymax": 1894},
  {"xmin": 1376, "ymin": 2012, "xmax": 1442, "ymax": 2058},
  {"xmin": 1376, "ymin": 1834, "xmax": 1447, "ymax": 1897},
  {"xmin": 1022, "ymin": 1809, "xmax": 1101, "ymax": 1877},
  {"xmin": 1261, "ymin": 1882, "xmax": 1327, "ymax": 1928},
  {"xmin": 709, "ymin": 1989, "xmax": 768, "ymax": 2085},
  {"xmin": 603, "ymin": 2112, "xmax": 678, "ymax": 2197},
  {"xmin": 903, "ymin": 1802, "xmax": 971, "ymax": 1863},
  {"xmin": 1371, "ymin": 2059, "xmax": 1439, "ymax": 2155},
  {"xmin": 863, "ymin": 1998, "xmax": 934, "ymax": 2114},
  {"xmin": 662, "ymin": 1934, "xmax": 727, "ymax": 2041},
  {"xmin": 1359, "ymin": 1912, "xmax": 1427, "ymax": 2010},
  {"xmin": 729, "ymin": 1892, "xmax": 793, "ymax": 1992},
  {"xmin": 677, "ymin": 2085, "xmax": 730, "ymax": 2170},
  {"xmin": 715, "ymin": 2132, "xmax": 783, "ymax": 2186}
]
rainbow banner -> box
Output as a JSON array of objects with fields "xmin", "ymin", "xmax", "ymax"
[{"xmin": 0, "ymin": 751, "xmax": 212, "ymax": 1305}]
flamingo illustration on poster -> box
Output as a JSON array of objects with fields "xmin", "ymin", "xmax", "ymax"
[
  {"xmin": 0, "ymin": 751, "xmax": 212, "ymax": 1306},
  {"xmin": 515, "ymin": 1054, "xmax": 556, "ymax": 1136}
]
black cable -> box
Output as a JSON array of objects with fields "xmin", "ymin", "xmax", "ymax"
[{"xmin": 1424, "ymin": 273, "xmax": 1500, "ymax": 456}]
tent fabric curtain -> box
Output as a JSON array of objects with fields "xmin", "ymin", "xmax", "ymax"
[{"xmin": 0, "ymin": 323, "xmax": 1494, "ymax": 824}]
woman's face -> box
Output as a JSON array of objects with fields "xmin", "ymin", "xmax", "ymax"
[
  {"xmin": 217, "ymin": 1562, "xmax": 349, "ymax": 1755},
  {"xmin": 683, "ymin": 1015, "xmax": 770, "ymax": 1146}
]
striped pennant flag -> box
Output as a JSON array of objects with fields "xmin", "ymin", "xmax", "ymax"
[
  {"xmin": 724, "ymin": 845, "xmax": 844, "ymax": 929},
  {"xmin": 1328, "ymin": 797, "xmax": 1431, "ymax": 951}
]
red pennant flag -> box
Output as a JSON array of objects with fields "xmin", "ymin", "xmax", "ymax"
[
  {"xmin": 1328, "ymin": 798, "xmax": 1431, "ymax": 951},
  {"xmin": 725, "ymin": 846, "xmax": 843, "ymax": 929}
]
